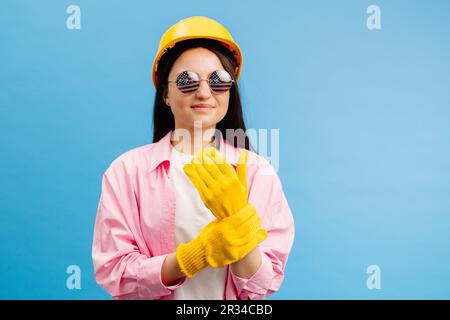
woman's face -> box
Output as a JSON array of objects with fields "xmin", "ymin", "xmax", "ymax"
[{"xmin": 164, "ymin": 47, "xmax": 230, "ymax": 131}]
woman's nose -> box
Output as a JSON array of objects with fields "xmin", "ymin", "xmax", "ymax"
[{"xmin": 195, "ymin": 80, "xmax": 212, "ymax": 98}]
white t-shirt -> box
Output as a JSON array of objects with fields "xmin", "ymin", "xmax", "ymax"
[{"xmin": 169, "ymin": 144, "xmax": 227, "ymax": 300}]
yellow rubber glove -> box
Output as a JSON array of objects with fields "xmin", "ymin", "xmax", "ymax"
[
  {"xmin": 175, "ymin": 203, "xmax": 267, "ymax": 278},
  {"xmin": 183, "ymin": 147, "xmax": 249, "ymax": 219}
]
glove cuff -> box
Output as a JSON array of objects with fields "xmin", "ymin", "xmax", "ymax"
[
  {"xmin": 237, "ymin": 202, "xmax": 257, "ymax": 215},
  {"xmin": 175, "ymin": 236, "xmax": 208, "ymax": 278}
]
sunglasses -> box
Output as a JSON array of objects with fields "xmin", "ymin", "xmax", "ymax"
[{"xmin": 168, "ymin": 70, "xmax": 234, "ymax": 94}]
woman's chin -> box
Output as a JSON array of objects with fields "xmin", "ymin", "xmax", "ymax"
[{"xmin": 189, "ymin": 114, "xmax": 217, "ymax": 126}]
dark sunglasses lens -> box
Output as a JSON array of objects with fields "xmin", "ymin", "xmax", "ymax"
[
  {"xmin": 209, "ymin": 70, "xmax": 233, "ymax": 93},
  {"xmin": 176, "ymin": 71, "xmax": 200, "ymax": 93}
]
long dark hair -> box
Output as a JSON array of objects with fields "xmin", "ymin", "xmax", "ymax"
[{"xmin": 152, "ymin": 38, "xmax": 254, "ymax": 151}]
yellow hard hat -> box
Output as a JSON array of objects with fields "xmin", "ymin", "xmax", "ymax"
[{"xmin": 152, "ymin": 16, "xmax": 243, "ymax": 88}]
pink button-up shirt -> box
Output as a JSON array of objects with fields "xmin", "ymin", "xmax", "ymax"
[{"xmin": 92, "ymin": 130, "xmax": 295, "ymax": 300}]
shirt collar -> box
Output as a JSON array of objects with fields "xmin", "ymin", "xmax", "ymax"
[{"xmin": 147, "ymin": 129, "xmax": 240, "ymax": 174}]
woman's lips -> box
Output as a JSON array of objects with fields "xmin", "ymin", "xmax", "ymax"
[{"xmin": 191, "ymin": 104, "xmax": 214, "ymax": 112}]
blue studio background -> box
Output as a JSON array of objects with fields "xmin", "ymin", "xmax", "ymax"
[{"xmin": 1, "ymin": 0, "xmax": 449, "ymax": 299}]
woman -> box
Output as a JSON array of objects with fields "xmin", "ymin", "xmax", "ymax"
[{"xmin": 92, "ymin": 16, "xmax": 295, "ymax": 300}]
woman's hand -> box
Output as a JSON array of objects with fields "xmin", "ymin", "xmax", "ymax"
[
  {"xmin": 183, "ymin": 147, "xmax": 249, "ymax": 219},
  {"xmin": 175, "ymin": 203, "xmax": 267, "ymax": 278}
]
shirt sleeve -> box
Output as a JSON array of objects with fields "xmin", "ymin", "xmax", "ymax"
[
  {"xmin": 230, "ymin": 157, "xmax": 295, "ymax": 300},
  {"xmin": 92, "ymin": 158, "xmax": 186, "ymax": 299}
]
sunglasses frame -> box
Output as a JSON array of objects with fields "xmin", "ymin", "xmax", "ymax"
[{"xmin": 167, "ymin": 70, "xmax": 235, "ymax": 95}]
